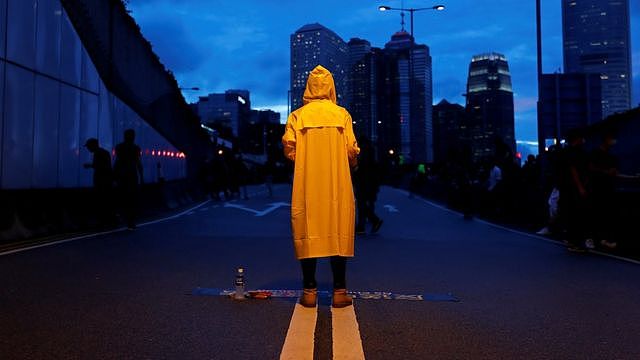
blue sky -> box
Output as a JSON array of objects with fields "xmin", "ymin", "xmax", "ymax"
[{"xmin": 128, "ymin": 0, "xmax": 640, "ymax": 143}]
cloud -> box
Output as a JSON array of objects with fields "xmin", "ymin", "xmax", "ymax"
[
  {"xmin": 125, "ymin": 0, "xmax": 639, "ymax": 144},
  {"xmin": 140, "ymin": 19, "xmax": 205, "ymax": 73}
]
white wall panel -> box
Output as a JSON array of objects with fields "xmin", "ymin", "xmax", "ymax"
[
  {"xmin": 35, "ymin": 0, "xmax": 61, "ymax": 77},
  {"xmin": 0, "ymin": 0, "xmax": 7, "ymax": 58},
  {"xmin": 78, "ymin": 91, "xmax": 98, "ymax": 187},
  {"xmin": 33, "ymin": 74, "xmax": 59, "ymax": 188},
  {"xmin": 97, "ymin": 83, "xmax": 113, "ymax": 153},
  {"xmin": 2, "ymin": 64, "xmax": 34, "ymax": 188},
  {"xmin": 81, "ymin": 49, "xmax": 99, "ymax": 93},
  {"xmin": 6, "ymin": 0, "xmax": 37, "ymax": 68},
  {"xmin": 60, "ymin": 10, "xmax": 80, "ymax": 86},
  {"xmin": 57, "ymin": 84, "xmax": 80, "ymax": 187},
  {"xmin": 0, "ymin": 61, "xmax": 5, "ymax": 185}
]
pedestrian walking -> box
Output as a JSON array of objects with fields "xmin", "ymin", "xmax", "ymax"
[
  {"xmin": 558, "ymin": 130, "xmax": 590, "ymax": 252},
  {"xmin": 588, "ymin": 132, "xmax": 640, "ymax": 249},
  {"xmin": 282, "ymin": 65, "xmax": 360, "ymax": 308},
  {"xmin": 83, "ymin": 138, "xmax": 115, "ymax": 227},
  {"xmin": 353, "ymin": 138, "xmax": 383, "ymax": 234},
  {"xmin": 113, "ymin": 129, "xmax": 144, "ymax": 230}
]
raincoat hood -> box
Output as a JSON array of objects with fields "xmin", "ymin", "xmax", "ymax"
[{"xmin": 303, "ymin": 65, "xmax": 337, "ymax": 105}]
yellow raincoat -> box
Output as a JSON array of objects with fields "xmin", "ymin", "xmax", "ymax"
[{"xmin": 282, "ymin": 65, "xmax": 360, "ymax": 259}]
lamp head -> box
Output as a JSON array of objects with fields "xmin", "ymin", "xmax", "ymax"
[
  {"xmin": 434, "ymin": 5, "xmax": 445, "ymax": 10},
  {"xmin": 379, "ymin": 5, "xmax": 391, "ymax": 11}
]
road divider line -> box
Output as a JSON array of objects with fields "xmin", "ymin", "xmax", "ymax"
[
  {"xmin": 0, "ymin": 200, "xmax": 211, "ymax": 257},
  {"xmin": 280, "ymin": 304, "xmax": 317, "ymax": 360},
  {"xmin": 331, "ymin": 305, "xmax": 365, "ymax": 360}
]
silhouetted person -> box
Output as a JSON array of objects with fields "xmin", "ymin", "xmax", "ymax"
[
  {"xmin": 83, "ymin": 138, "xmax": 114, "ymax": 227},
  {"xmin": 487, "ymin": 158, "xmax": 503, "ymax": 216},
  {"xmin": 353, "ymin": 138, "xmax": 383, "ymax": 234},
  {"xmin": 264, "ymin": 159, "xmax": 275, "ymax": 198},
  {"xmin": 114, "ymin": 129, "xmax": 143, "ymax": 230},
  {"xmin": 559, "ymin": 130, "xmax": 589, "ymax": 252},
  {"xmin": 588, "ymin": 132, "xmax": 639, "ymax": 249},
  {"xmin": 449, "ymin": 146, "xmax": 474, "ymax": 220},
  {"xmin": 232, "ymin": 153, "xmax": 249, "ymax": 200}
]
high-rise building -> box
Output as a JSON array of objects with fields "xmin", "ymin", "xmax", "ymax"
[
  {"xmin": 290, "ymin": 23, "xmax": 348, "ymax": 112},
  {"xmin": 538, "ymin": 73, "xmax": 602, "ymax": 153},
  {"xmin": 194, "ymin": 90, "xmax": 251, "ymax": 137},
  {"xmin": 377, "ymin": 30, "xmax": 433, "ymax": 164},
  {"xmin": 465, "ymin": 53, "xmax": 516, "ymax": 162},
  {"xmin": 432, "ymin": 99, "xmax": 468, "ymax": 164},
  {"xmin": 562, "ymin": 0, "xmax": 632, "ymax": 117},
  {"xmin": 346, "ymin": 38, "xmax": 379, "ymax": 141}
]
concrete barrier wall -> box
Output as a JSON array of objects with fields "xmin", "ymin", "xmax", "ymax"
[{"xmin": 0, "ymin": 0, "xmax": 187, "ymax": 189}]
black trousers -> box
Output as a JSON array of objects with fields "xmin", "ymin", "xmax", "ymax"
[
  {"xmin": 357, "ymin": 197, "xmax": 380, "ymax": 228},
  {"xmin": 300, "ymin": 256, "xmax": 347, "ymax": 290},
  {"xmin": 559, "ymin": 189, "xmax": 589, "ymax": 247}
]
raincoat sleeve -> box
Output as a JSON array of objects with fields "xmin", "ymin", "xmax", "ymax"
[
  {"xmin": 345, "ymin": 113, "xmax": 360, "ymax": 167},
  {"xmin": 282, "ymin": 114, "xmax": 297, "ymax": 161}
]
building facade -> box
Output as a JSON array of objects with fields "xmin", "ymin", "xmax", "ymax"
[
  {"xmin": 465, "ymin": 53, "xmax": 516, "ymax": 162},
  {"xmin": 0, "ymin": 0, "xmax": 186, "ymax": 189},
  {"xmin": 194, "ymin": 90, "xmax": 251, "ymax": 138},
  {"xmin": 377, "ymin": 30, "xmax": 433, "ymax": 164},
  {"xmin": 562, "ymin": 0, "xmax": 632, "ymax": 117},
  {"xmin": 538, "ymin": 73, "xmax": 602, "ymax": 153},
  {"xmin": 346, "ymin": 38, "xmax": 379, "ymax": 142},
  {"xmin": 432, "ymin": 99, "xmax": 468, "ymax": 165},
  {"xmin": 290, "ymin": 23, "xmax": 348, "ymax": 112}
]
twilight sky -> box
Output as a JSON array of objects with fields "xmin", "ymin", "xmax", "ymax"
[{"xmin": 128, "ymin": 0, "xmax": 640, "ymax": 144}]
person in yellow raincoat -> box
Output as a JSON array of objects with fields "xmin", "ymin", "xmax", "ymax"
[{"xmin": 282, "ymin": 65, "xmax": 360, "ymax": 308}]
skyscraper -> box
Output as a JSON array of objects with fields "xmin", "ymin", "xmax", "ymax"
[
  {"xmin": 538, "ymin": 73, "xmax": 602, "ymax": 154},
  {"xmin": 194, "ymin": 90, "xmax": 251, "ymax": 137},
  {"xmin": 377, "ymin": 30, "xmax": 433, "ymax": 164},
  {"xmin": 346, "ymin": 38, "xmax": 378, "ymax": 141},
  {"xmin": 432, "ymin": 99, "xmax": 468, "ymax": 164},
  {"xmin": 290, "ymin": 23, "xmax": 348, "ymax": 112},
  {"xmin": 562, "ymin": 0, "xmax": 632, "ymax": 117},
  {"xmin": 465, "ymin": 53, "xmax": 516, "ymax": 162}
]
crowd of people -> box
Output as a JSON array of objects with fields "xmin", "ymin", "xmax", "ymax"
[
  {"xmin": 200, "ymin": 150, "xmax": 252, "ymax": 201},
  {"xmin": 422, "ymin": 131, "xmax": 639, "ymax": 253}
]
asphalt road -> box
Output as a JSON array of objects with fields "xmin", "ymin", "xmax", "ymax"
[{"xmin": 1, "ymin": 184, "xmax": 639, "ymax": 359}]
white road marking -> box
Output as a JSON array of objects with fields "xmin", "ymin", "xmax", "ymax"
[
  {"xmin": 383, "ymin": 204, "xmax": 399, "ymax": 213},
  {"xmin": 0, "ymin": 200, "xmax": 211, "ymax": 256},
  {"xmin": 332, "ymin": 305, "xmax": 365, "ymax": 360},
  {"xmin": 280, "ymin": 304, "xmax": 317, "ymax": 360},
  {"xmin": 223, "ymin": 202, "xmax": 290, "ymax": 217}
]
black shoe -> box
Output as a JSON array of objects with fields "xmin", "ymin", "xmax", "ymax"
[
  {"xmin": 371, "ymin": 219, "xmax": 383, "ymax": 233},
  {"xmin": 355, "ymin": 227, "xmax": 366, "ymax": 235}
]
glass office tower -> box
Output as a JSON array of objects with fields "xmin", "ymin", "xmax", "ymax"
[{"xmin": 562, "ymin": 0, "xmax": 632, "ymax": 117}]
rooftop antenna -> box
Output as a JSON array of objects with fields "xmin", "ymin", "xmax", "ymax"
[{"xmin": 400, "ymin": 0, "xmax": 406, "ymax": 31}]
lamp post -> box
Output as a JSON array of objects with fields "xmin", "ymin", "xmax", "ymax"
[
  {"xmin": 378, "ymin": 5, "xmax": 445, "ymax": 42},
  {"xmin": 179, "ymin": 87, "xmax": 200, "ymax": 91},
  {"xmin": 379, "ymin": 4, "xmax": 444, "ymax": 162}
]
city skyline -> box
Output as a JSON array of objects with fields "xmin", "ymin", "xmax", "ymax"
[{"xmin": 127, "ymin": 0, "xmax": 640, "ymax": 144}]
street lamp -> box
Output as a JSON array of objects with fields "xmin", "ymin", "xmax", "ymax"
[
  {"xmin": 179, "ymin": 87, "xmax": 200, "ymax": 91},
  {"xmin": 378, "ymin": 4, "xmax": 445, "ymax": 39}
]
